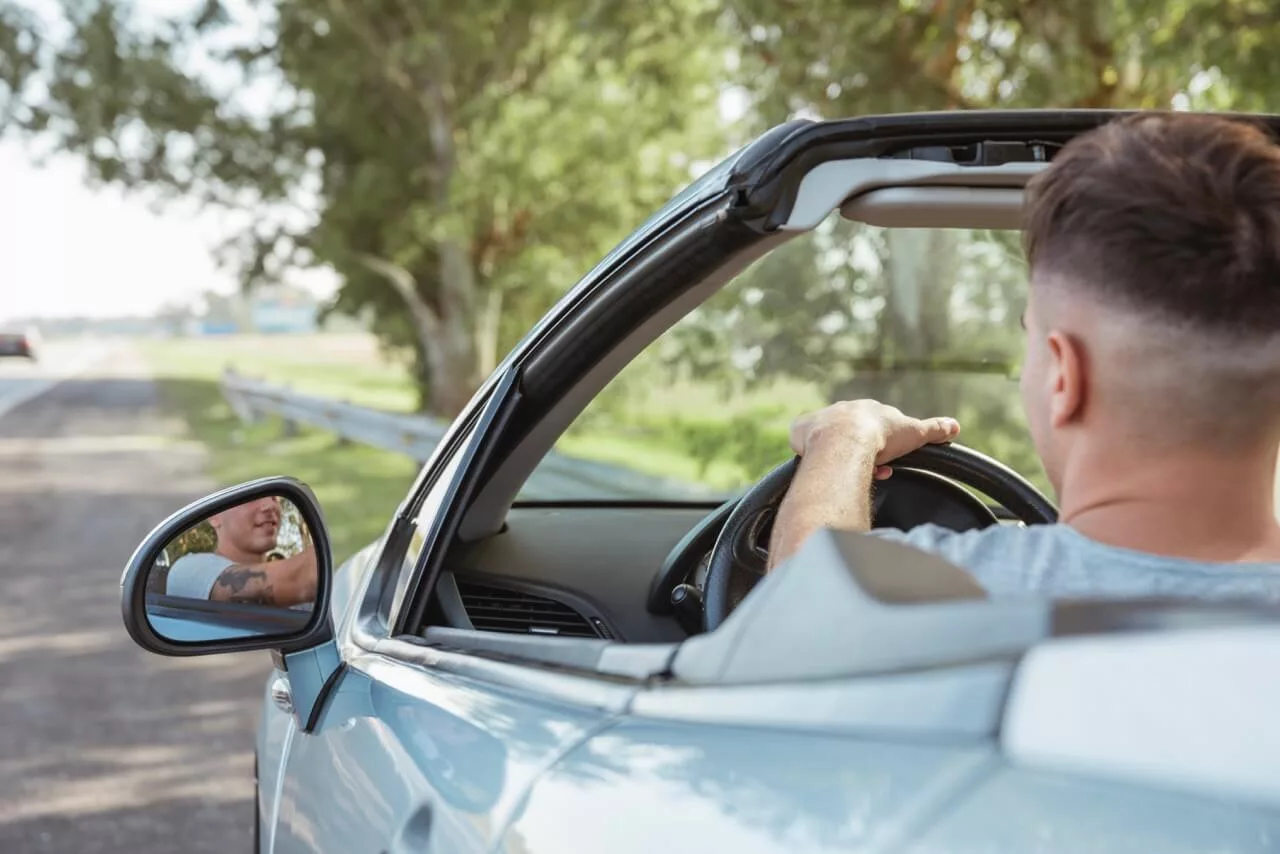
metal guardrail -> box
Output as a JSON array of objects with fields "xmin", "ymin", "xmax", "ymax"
[{"xmin": 220, "ymin": 369, "xmax": 725, "ymax": 502}]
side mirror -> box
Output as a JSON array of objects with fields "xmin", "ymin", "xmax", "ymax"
[{"xmin": 120, "ymin": 476, "xmax": 334, "ymax": 656}]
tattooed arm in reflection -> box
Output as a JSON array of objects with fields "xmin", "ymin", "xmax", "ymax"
[{"xmin": 210, "ymin": 547, "xmax": 318, "ymax": 607}]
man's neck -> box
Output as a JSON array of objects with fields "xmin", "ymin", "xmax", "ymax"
[{"xmin": 1057, "ymin": 441, "xmax": 1280, "ymax": 563}]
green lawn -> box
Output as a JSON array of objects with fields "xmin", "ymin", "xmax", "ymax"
[
  {"xmin": 135, "ymin": 334, "xmax": 419, "ymax": 562},
  {"xmin": 137, "ymin": 332, "xmax": 418, "ymax": 412}
]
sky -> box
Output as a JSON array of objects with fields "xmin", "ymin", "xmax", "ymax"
[
  {"xmin": 0, "ymin": 0, "xmax": 294, "ymax": 324},
  {"xmin": 0, "ymin": 140, "xmax": 246, "ymax": 322}
]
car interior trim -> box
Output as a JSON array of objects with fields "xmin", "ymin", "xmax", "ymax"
[
  {"xmin": 631, "ymin": 661, "xmax": 1015, "ymax": 737},
  {"xmin": 784, "ymin": 158, "xmax": 1043, "ymax": 231},
  {"xmin": 420, "ymin": 626, "xmax": 680, "ymax": 681},
  {"xmin": 844, "ymin": 187, "xmax": 1027, "ymax": 230}
]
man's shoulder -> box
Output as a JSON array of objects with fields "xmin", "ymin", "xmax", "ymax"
[
  {"xmin": 869, "ymin": 521, "xmax": 1052, "ymax": 552},
  {"xmin": 867, "ymin": 523, "xmax": 1280, "ymax": 601},
  {"xmin": 867, "ymin": 522, "xmax": 1063, "ymax": 593},
  {"xmin": 170, "ymin": 551, "xmax": 234, "ymax": 572},
  {"xmin": 166, "ymin": 551, "xmax": 235, "ymax": 598}
]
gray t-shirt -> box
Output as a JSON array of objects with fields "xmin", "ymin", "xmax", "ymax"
[
  {"xmin": 869, "ymin": 523, "xmax": 1280, "ymax": 602},
  {"xmin": 165, "ymin": 552, "xmax": 233, "ymax": 599}
]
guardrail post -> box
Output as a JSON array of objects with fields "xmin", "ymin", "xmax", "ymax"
[
  {"xmin": 335, "ymin": 400, "xmax": 352, "ymax": 447},
  {"xmin": 281, "ymin": 382, "xmax": 299, "ymax": 437},
  {"xmin": 222, "ymin": 366, "xmax": 258, "ymax": 424}
]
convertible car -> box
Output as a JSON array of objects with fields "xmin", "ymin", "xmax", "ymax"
[{"xmin": 121, "ymin": 111, "xmax": 1280, "ymax": 853}]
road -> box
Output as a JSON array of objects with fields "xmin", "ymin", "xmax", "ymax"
[{"xmin": 0, "ymin": 342, "xmax": 272, "ymax": 853}]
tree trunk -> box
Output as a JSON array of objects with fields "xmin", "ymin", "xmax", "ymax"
[
  {"xmin": 358, "ymin": 253, "xmax": 479, "ymax": 417},
  {"xmin": 419, "ymin": 61, "xmax": 481, "ymax": 418},
  {"xmin": 475, "ymin": 286, "xmax": 504, "ymax": 379},
  {"xmin": 832, "ymin": 229, "xmax": 959, "ymax": 418}
]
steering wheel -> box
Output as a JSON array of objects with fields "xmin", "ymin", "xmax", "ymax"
[{"xmin": 702, "ymin": 442, "xmax": 1058, "ymax": 632}]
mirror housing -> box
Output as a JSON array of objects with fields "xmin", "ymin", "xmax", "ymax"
[{"xmin": 120, "ymin": 476, "xmax": 335, "ymax": 656}]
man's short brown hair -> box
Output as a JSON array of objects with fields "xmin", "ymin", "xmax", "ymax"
[{"xmin": 1023, "ymin": 112, "xmax": 1280, "ymax": 337}]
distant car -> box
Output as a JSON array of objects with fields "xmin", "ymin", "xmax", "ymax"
[
  {"xmin": 0, "ymin": 326, "xmax": 40, "ymax": 361},
  {"xmin": 120, "ymin": 110, "xmax": 1280, "ymax": 853}
]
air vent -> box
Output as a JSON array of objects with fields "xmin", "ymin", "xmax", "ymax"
[{"xmin": 456, "ymin": 582, "xmax": 602, "ymax": 638}]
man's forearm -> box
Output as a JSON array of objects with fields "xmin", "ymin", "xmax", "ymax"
[
  {"xmin": 210, "ymin": 549, "xmax": 317, "ymax": 606},
  {"xmin": 268, "ymin": 549, "xmax": 317, "ymax": 605},
  {"xmin": 767, "ymin": 438, "xmax": 879, "ymax": 571}
]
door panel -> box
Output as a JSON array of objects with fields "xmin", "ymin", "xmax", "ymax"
[
  {"xmin": 270, "ymin": 654, "xmax": 619, "ymax": 854},
  {"xmin": 501, "ymin": 719, "xmax": 994, "ymax": 854},
  {"xmin": 912, "ymin": 766, "xmax": 1280, "ymax": 854},
  {"xmin": 257, "ymin": 672, "xmax": 299, "ymax": 852}
]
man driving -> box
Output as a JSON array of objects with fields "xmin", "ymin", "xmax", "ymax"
[
  {"xmin": 768, "ymin": 112, "xmax": 1280, "ymax": 600},
  {"xmin": 166, "ymin": 497, "xmax": 317, "ymax": 607}
]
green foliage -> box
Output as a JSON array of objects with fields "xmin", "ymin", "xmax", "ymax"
[
  {"xmin": 3, "ymin": 0, "xmax": 733, "ymax": 414},
  {"xmin": 168, "ymin": 520, "xmax": 217, "ymax": 561},
  {"xmin": 668, "ymin": 410, "xmax": 791, "ymax": 481},
  {"xmin": 723, "ymin": 0, "xmax": 1280, "ymax": 121}
]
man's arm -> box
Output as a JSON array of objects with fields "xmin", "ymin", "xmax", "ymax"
[
  {"xmin": 766, "ymin": 435, "xmax": 879, "ymax": 572},
  {"xmin": 767, "ymin": 400, "xmax": 960, "ymax": 571},
  {"xmin": 209, "ymin": 547, "xmax": 318, "ymax": 607}
]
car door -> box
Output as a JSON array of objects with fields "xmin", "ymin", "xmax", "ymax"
[{"xmin": 265, "ymin": 370, "xmax": 633, "ymax": 854}]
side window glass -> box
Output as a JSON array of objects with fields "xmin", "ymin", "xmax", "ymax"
[{"xmin": 382, "ymin": 430, "xmax": 470, "ymax": 626}]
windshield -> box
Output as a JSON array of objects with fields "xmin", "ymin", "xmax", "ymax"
[{"xmin": 523, "ymin": 216, "xmax": 1046, "ymax": 502}]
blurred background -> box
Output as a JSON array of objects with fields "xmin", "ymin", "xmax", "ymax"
[
  {"xmin": 3, "ymin": 0, "xmax": 1271, "ymax": 554},
  {"xmin": 0, "ymin": 2, "xmax": 1275, "ymax": 848}
]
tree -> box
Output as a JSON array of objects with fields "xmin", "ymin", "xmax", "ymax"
[
  {"xmin": 633, "ymin": 0, "xmax": 1280, "ymax": 489},
  {"xmin": 723, "ymin": 0, "xmax": 1280, "ymax": 118},
  {"xmin": 1, "ymin": 0, "xmax": 733, "ymax": 414}
]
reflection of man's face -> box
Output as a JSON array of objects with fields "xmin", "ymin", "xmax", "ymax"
[{"xmin": 211, "ymin": 497, "xmax": 281, "ymax": 560}]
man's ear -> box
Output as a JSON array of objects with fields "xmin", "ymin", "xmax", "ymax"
[{"xmin": 1047, "ymin": 330, "xmax": 1087, "ymax": 427}]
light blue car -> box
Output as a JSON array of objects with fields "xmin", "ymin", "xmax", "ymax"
[{"xmin": 120, "ymin": 110, "xmax": 1280, "ymax": 853}]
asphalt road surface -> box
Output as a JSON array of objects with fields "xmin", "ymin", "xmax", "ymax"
[{"xmin": 0, "ymin": 342, "xmax": 272, "ymax": 853}]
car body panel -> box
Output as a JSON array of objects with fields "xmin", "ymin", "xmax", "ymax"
[
  {"xmin": 507, "ymin": 714, "xmax": 1280, "ymax": 854},
  {"xmin": 912, "ymin": 766, "xmax": 1280, "ymax": 854},
  {"xmin": 503, "ymin": 718, "xmax": 997, "ymax": 854},
  {"xmin": 267, "ymin": 654, "xmax": 619, "ymax": 854}
]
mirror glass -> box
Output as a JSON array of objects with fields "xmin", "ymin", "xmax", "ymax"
[{"xmin": 144, "ymin": 494, "xmax": 319, "ymax": 642}]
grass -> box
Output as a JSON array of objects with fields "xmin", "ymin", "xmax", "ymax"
[
  {"xmin": 135, "ymin": 334, "xmax": 420, "ymax": 563},
  {"xmin": 136, "ymin": 333, "xmax": 418, "ymax": 412},
  {"xmin": 556, "ymin": 375, "xmax": 825, "ymax": 492}
]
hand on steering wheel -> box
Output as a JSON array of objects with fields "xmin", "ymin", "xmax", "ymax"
[{"xmin": 701, "ymin": 443, "xmax": 1058, "ymax": 632}]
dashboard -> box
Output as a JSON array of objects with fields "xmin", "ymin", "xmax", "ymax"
[{"xmin": 436, "ymin": 469, "xmax": 1002, "ymax": 644}]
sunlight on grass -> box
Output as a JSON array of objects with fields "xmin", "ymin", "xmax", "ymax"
[{"xmin": 135, "ymin": 334, "xmax": 418, "ymax": 412}]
